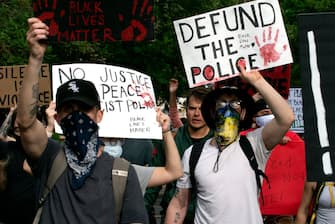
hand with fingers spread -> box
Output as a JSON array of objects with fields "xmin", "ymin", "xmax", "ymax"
[{"xmin": 255, "ymin": 27, "xmax": 287, "ymax": 66}]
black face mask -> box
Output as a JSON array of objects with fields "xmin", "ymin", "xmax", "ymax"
[
  {"xmin": 60, "ymin": 111, "xmax": 100, "ymax": 189},
  {"xmin": 60, "ymin": 111, "xmax": 99, "ymax": 160}
]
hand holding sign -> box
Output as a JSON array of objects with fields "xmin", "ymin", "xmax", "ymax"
[
  {"xmin": 27, "ymin": 18, "xmax": 49, "ymax": 59},
  {"xmin": 238, "ymin": 59, "xmax": 263, "ymax": 84},
  {"xmin": 156, "ymin": 108, "xmax": 171, "ymax": 133}
]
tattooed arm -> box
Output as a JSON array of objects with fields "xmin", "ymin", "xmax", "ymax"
[
  {"xmin": 164, "ymin": 188, "xmax": 190, "ymax": 224},
  {"xmin": 17, "ymin": 18, "xmax": 49, "ymax": 159}
]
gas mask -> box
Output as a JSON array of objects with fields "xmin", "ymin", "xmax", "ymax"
[
  {"xmin": 255, "ymin": 114, "xmax": 274, "ymax": 127},
  {"xmin": 215, "ymin": 102, "xmax": 240, "ymax": 149}
]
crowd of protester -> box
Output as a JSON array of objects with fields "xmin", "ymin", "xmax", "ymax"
[{"xmin": 1, "ymin": 16, "xmax": 334, "ymax": 224}]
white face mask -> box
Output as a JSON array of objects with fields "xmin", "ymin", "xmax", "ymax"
[
  {"xmin": 255, "ymin": 114, "xmax": 274, "ymax": 127},
  {"xmin": 104, "ymin": 142, "xmax": 123, "ymax": 158}
]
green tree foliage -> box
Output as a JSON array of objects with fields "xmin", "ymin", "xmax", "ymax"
[
  {"xmin": 0, "ymin": 0, "xmax": 33, "ymax": 65},
  {"xmin": 280, "ymin": 0, "xmax": 335, "ymax": 87},
  {"xmin": 0, "ymin": 0, "xmax": 334, "ymax": 99}
]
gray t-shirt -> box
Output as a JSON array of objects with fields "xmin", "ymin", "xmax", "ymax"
[
  {"xmin": 29, "ymin": 140, "xmax": 148, "ymax": 224},
  {"xmin": 317, "ymin": 184, "xmax": 335, "ymax": 224},
  {"xmin": 133, "ymin": 164, "xmax": 155, "ymax": 195}
]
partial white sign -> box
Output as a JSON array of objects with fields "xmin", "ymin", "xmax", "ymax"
[
  {"xmin": 288, "ymin": 88, "xmax": 304, "ymax": 133},
  {"xmin": 174, "ymin": 0, "xmax": 293, "ymax": 88},
  {"xmin": 52, "ymin": 63, "xmax": 162, "ymax": 139}
]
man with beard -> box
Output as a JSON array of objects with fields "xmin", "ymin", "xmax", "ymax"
[
  {"xmin": 16, "ymin": 17, "xmax": 170, "ymax": 224},
  {"xmin": 165, "ymin": 64, "xmax": 294, "ymax": 224}
]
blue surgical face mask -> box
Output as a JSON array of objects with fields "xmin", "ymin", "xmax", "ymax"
[
  {"xmin": 104, "ymin": 145, "xmax": 122, "ymax": 157},
  {"xmin": 255, "ymin": 114, "xmax": 274, "ymax": 127},
  {"xmin": 104, "ymin": 141, "xmax": 123, "ymax": 158}
]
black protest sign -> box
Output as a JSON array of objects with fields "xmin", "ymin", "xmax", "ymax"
[
  {"xmin": 33, "ymin": 0, "xmax": 154, "ymax": 42},
  {"xmin": 298, "ymin": 12, "xmax": 335, "ymax": 181}
]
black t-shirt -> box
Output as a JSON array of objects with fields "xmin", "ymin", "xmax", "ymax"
[
  {"xmin": 122, "ymin": 138, "xmax": 153, "ymax": 165},
  {"xmin": 29, "ymin": 139, "xmax": 148, "ymax": 224},
  {"xmin": 0, "ymin": 140, "xmax": 36, "ymax": 224}
]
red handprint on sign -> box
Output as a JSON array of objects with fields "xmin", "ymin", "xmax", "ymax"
[
  {"xmin": 119, "ymin": 0, "xmax": 154, "ymax": 41},
  {"xmin": 33, "ymin": 0, "xmax": 65, "ymax": 36},
  {"xmin": 140, "ymin": 92, "xmax": 155, "ymax": 108},
  {"xmin": 255, "ymin": 27, "xmax": 287, "ymax": 66}
]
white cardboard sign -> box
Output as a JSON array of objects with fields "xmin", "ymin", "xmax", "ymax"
[
  {"xmin": 288, "ymin": 88, "xmax": 304, "ymax": 133},
  {"xmin": 174, "ymin": 0, "xmax": 293, "ymax": 88},
  {"xmin": 52, "ymin": 63, "xmax": 162, "ymax": 139}
]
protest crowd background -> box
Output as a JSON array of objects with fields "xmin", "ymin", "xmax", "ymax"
[{"xmin": 1, "ymin": 0, "xmax": 335, "ymax": 224}]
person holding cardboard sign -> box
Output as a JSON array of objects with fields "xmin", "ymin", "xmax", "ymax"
[
  {"xmin": 164, "ymin": 64, "xmax": 294, "ymax": 224},
  {"xmin": 17, "ymin": 17, "xmax": 150, "ymax": 224}
]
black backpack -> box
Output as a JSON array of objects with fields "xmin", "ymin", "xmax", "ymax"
[{"xmin": 189, "ymin": 135, "xmax": 269, "ymax": 202}]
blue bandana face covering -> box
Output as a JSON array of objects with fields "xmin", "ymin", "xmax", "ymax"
[
  {"xmin": 60, "ymin": 111, "xmax": 99, "ymax": 189},
  {"xmin": 215, "ymin": 105, "xmax": 240, "ymax": 149}
]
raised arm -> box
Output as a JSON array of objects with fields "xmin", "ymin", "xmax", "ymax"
[
  {"xmin": 16, "ymin": 18, "xmax": 49, "ymax": 159},
  {"xmin": 239, "ymin": 64, "xmax": 294, "ymax": 150},
  {"xmin": 164, "ymin": 188, "xmax": 191, "ymax": 224},
  {"xmin": 147, "ymin": 109, "xmax": 182, "ymax": 187},
  {"xmin": 168, "ymin": 78, "xmax": 183, "ymax": 130}
]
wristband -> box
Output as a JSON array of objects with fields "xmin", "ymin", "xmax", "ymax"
[{"xmin": 162, "ymin": 130, "xmax": 171, "ymax": 134}]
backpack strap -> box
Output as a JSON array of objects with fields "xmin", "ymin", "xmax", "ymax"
[
  {"xmin": 112, "ymin": 157, "xmax": 130, "ymax": 223},
  {"xmin": 33, "ymin": 148, "xmax": 67, "ymax": 224},
  {"xmin": 239, "ymin": 135, "xmax": 269, "ymax": 203},
  {"xmin": 33, "ymin": 147, "xmax": 130, "ymax": 224},
  {"xmin": 309, "ymin": 182, "xmax": 325, "ymax": 224},
  {"xmin": 189, "ymin": 141, "xmax": 206, "ymax": 191}
]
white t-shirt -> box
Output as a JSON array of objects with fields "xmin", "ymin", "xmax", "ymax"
[{"xmin": 177, "ymin": 128, "xmax": 269, "ymax": 224}]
